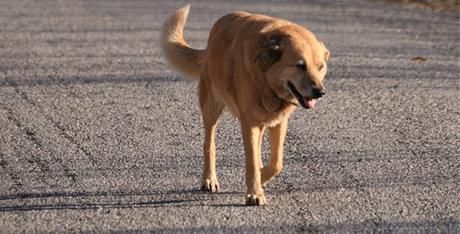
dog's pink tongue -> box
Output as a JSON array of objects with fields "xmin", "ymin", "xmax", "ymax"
[{"xmin": 305, "ymin": 98, "xmax": 316, "ymax": 109}]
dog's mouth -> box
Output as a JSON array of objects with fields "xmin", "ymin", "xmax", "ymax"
[{"xmin": 287, "ymin": 81, "xmax": 316, "ymax": 109}]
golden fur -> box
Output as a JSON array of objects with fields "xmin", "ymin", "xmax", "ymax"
[{"xmin": 161, "ymin": 5, "xmax": 330, "ymax": 205}]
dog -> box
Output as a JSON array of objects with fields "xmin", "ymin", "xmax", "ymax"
[{"xmin": 161, "ymin": 5, "xmax": 330, "ymax": 206}]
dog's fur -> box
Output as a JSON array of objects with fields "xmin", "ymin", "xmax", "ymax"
[{"xmin": 161, "ymin": 5, "xmax": 330, "ymax": 205}]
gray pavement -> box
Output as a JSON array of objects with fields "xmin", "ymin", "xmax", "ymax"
[{"xmin": 0, "ymin": 0, "xmax": 459, "ymax": 232}]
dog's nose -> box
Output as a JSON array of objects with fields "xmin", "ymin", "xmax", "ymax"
[{"xmin": 312, "ymin": 87, "xmax": 326, "ymax": 98}]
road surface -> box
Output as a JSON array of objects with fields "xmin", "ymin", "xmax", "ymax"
[{"xmin": 0, "ymin": 0, "xmax": 459, "ymax": 232}]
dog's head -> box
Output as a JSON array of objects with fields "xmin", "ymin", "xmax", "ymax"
[{"xmin": 255, "ymin": 24, "xmax": 330, "ymax": 109}]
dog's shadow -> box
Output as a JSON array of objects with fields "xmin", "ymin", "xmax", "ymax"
[{"xmin": 0, "ymin": 189, "xmax": 247, "ymax": 212}]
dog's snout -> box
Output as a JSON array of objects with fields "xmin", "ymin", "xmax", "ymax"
[{"xmin": 312, "ymin": 87, "xmax": 326, "ymax": 98}]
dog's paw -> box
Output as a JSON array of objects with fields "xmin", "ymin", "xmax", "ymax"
[
  {"xmin": 245, "ymin": 193, "xmax": 266, "ymax": 206},
  {"xmin": 200, "ymin": 177, "xmax": 219, "ymax": 192},
  {"xmin": 260, "ymin": 166, "xmax": 282, "ymax": 187}
]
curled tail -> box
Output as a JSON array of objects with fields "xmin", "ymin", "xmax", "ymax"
[{"xmin": 160, "ymin": 5, "xmax": 203, "ymax": 80}]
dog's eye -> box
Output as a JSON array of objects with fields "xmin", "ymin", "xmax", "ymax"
[
  {"xmin": 295, "ymin": 61, "xmax": 307, "ymax": 71},
  {"xmin": 318, "ymin": 63, "xmax": 324, "ymax": 70}
]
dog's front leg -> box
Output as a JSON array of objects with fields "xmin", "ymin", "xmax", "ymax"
[
  {"xmin": 257, "ymin": 127, "xmax": 266, "ymax": 170},
  {"xmin": 261, "ymin": 117, "xmax": 287, "ymax": 186},
  {"xmin": 241, "ymin": 121, "xmax": 266, "ymax": 206}
]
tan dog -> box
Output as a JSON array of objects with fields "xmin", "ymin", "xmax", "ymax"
[{"xmin": 161, "ymin": 5, "xmax": 330, "ymax": 205}]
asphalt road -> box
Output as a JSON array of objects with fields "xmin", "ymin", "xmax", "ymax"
[{"xmin": 0, "ymin": 0, "xmax": 459, "ymax": 232}]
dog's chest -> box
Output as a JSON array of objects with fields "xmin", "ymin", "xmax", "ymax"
[{"xmin": 263, "ymin": 105, "xmax": 295, "ymax": 127}]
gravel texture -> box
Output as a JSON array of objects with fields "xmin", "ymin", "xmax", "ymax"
[{"xmin": 0, "ymin": 0, "xmax": 459, "ymax": 232}]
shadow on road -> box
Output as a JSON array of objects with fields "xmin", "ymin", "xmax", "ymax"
[
  {"xmin": 0, "ymin": 189, "xmax": 244, "ymax": 212},
  {"xmin": 0, "ymin": 74, "xmax": 182, "ymax": 88},
  {"xmin": 0, "ymin": 199, "xmax": 198, "ymax": 212}
]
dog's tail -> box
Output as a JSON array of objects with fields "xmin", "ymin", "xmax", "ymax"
[{"xmin": 160, "ymin": 5, "xmax": 203, "ymax": 80}]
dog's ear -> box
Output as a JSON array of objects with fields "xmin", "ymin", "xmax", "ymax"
[
  {"xmin": 255, "ymin": 36, "xmax": 283, "ymax": 71},
  {"xmin": 319, "ymin": 41, "xmax": 330, "ymax": 61}
]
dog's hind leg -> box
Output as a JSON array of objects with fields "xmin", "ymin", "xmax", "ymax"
[
  {"xmin": 199, "ymin": 79, "xmax": 223, "ymax": 192},
  {"xmin": 261, "ymin": 117, "xmax": 288, "ymax": 186}
]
